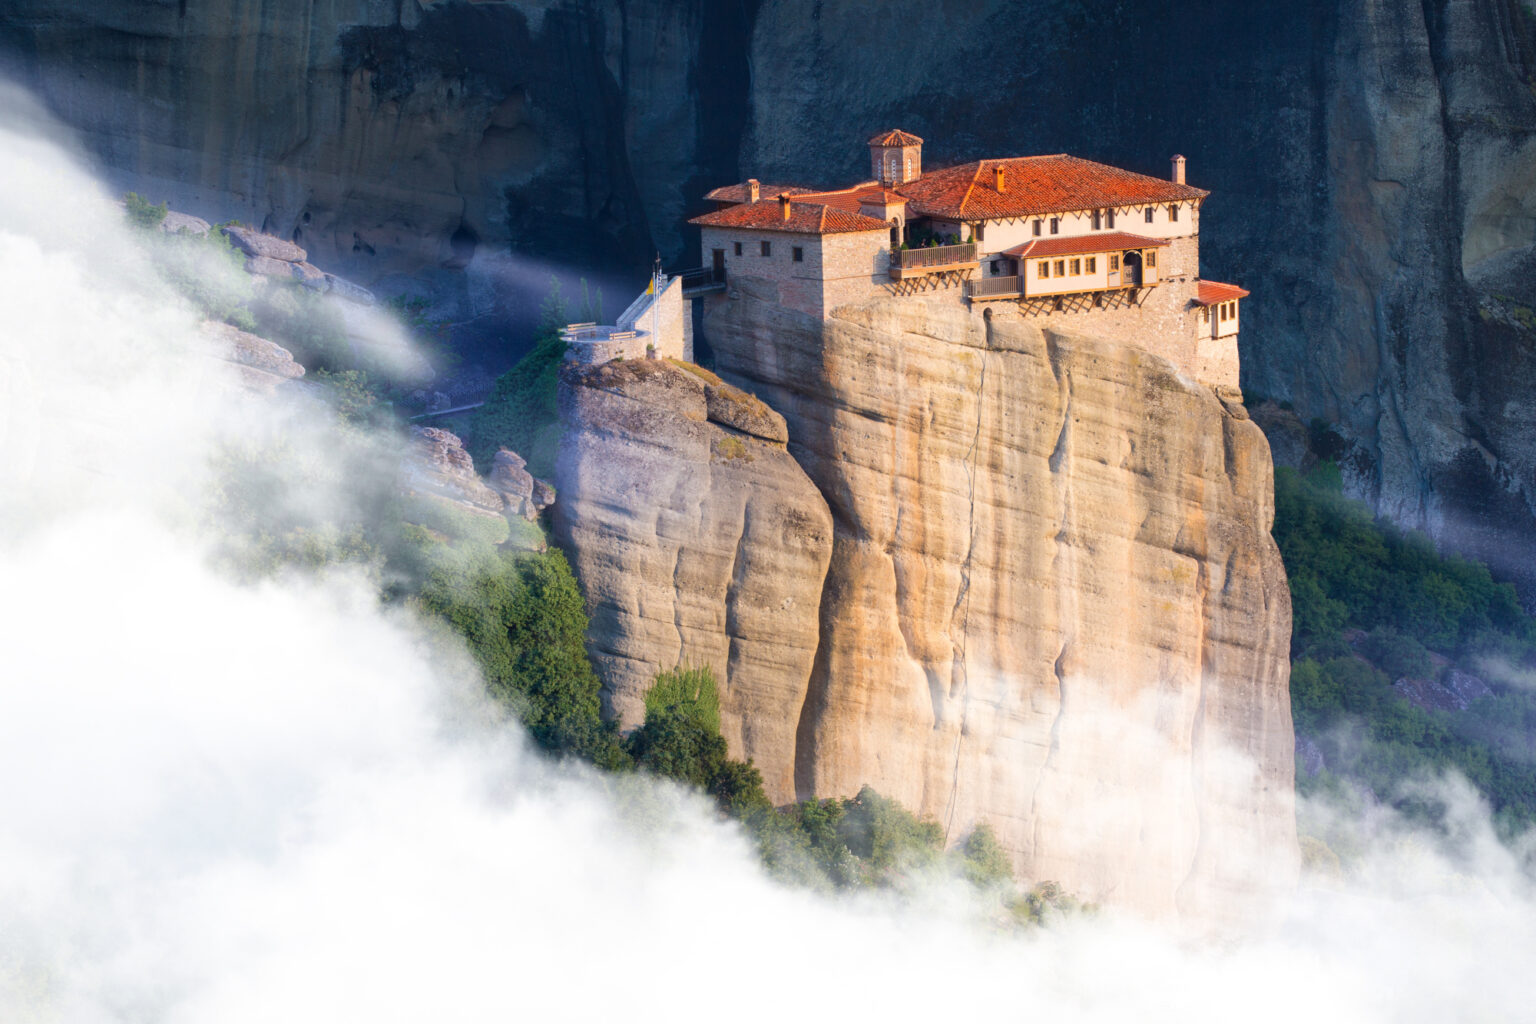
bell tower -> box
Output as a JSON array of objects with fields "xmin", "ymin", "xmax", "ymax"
[{"xmin": 868, "ymin": 129, "xmax": 923, "ymax": 185}]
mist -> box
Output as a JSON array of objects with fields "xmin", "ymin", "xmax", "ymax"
[{"xmin": 2, "ymin": 84, "xmax": 1535, "ymax": 1024}]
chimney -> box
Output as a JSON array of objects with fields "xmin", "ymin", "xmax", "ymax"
[
  {"xmin": 746, "ymin": 178, "xmax": 760, "ymax": 202},
  {"xmin": 994, "ymin": 165, "xmax": 1006, "ymax": 192},
  {"xmin": 1171, "ymin": 154, "xmax": 1186, "ymax": 185},
  {"xmin": 778, "ymin": 193, "xmax": 792, "ymax": 221}
]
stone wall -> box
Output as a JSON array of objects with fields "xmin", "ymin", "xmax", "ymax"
[
  {"xmin": 821, "ymin": 230, "xmax": 891, "ymax": 314},
  {"xmin": 617, "ymin": 275, "xmax": 688, "ymax": 360},
  {"xmin": 701, "ymin": 224, "xmax": 888, "ymax": 318}
]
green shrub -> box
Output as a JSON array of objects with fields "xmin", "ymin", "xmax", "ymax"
[
  {"xmin": 626, "ymin": 665, "xmax": 767, "ymax": 815},
  {"xmin": 419, "ymin": 548, "xmax": 625, "ymax": 766},
  {"xmin": 123, "ymin": 192, "xmax": 167, "ymax": 230},
  {"xmin": 1360, "ymin": 627, "xmax": 1434, "ymax": 681},
  {"xmin": 400, "ymin": 493, "xmax": 511, "ymax": 548},
  {"xmin": 643, "ymin": 665, "xmax": 722, "ymax": 734},
  {"xmin": 1276, "ymin": 462, "xmax": 1536, "ymax": 831},
  {"xmin": 957, "ymin": 822, "xmax": 1014, "ymax": 888},
  {"xmin": 837, "ymin": 785, "xmax": 944, "ymax": 876},
  {"xmin": 469, "ymin": 279, "xmax": 569, "ymax": 477}
]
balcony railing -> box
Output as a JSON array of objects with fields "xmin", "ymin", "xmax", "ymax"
[
  {"xmin": 890, "ymin": 242, "xmax": 977, "ymax": 271},
  {"xmin": 675, "ymin": 266, "xmax": 727, "ymax": 294},
  {"xmin": 965, "ymin": 275, "xmax": 1021, "ymax": 300}
]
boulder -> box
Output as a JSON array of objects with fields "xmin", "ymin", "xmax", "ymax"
[
  {"xmin": 554, "ymin": 357, "xmax": 834, "ymax": 802},
  {"xmin": 223, "ymin": 224, "xmax": 306, "ymax": 263},
  {"xmin": 403, "ymin": 426, "xmax": 503, "ymax": 515},
  {"xmin": 245, "ymin": 254, "xmax": 300, "ymax": 281},
  {"xmin": 324, "ymin": 273, "xmax": 377, "ymax": 306},
  {"xmin": 159, "ymin": 211, "xmax": 210, "ymax": 236},
  {"xmin": 293, "ymin": 261, "xmax": 329, "ymax": 291},
  {"xmin": 200, "ymin": 320, "xmax": 304, "ymax": 393},
  {"xmin": 704, "ymin": 380, "xmax": 788, "ymax": 443},
  {"xmin": 488, "ymin": 447, "xmax": 556, "ymax": 521}
]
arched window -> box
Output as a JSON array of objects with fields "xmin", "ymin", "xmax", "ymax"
[
  {"xmin": 887, "ymin": 154, "xmax": 898, "ymax": 180},
  {"xmin": 904, "ymin": 155, "xmax": 912, "ymax": 179}
]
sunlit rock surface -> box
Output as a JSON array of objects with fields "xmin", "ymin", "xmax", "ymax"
[
  {"xmin": 694, "ymin": 287, "xmax": 1298, "ymax": 919},
  {"xmin": 553, "ymin": 358, "xmax": 833, "ymax": 803}
]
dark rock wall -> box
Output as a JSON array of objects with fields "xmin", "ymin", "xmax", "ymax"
[{"xmin": 3, "ymin": 0, "xmax": 1535, "ymax": 591}]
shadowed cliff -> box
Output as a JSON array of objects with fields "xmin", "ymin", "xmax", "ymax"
[{"xmin": 3, "ymin": 0, "xmax": 1530, "ymax": 597}]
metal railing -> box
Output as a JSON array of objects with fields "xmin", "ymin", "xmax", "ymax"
[
  {"xmin": 675, "ymin": 266, "xmax": 727, "ymax": 291},
  {"xmin": 966, "ymin": 275, "xmax": 1022, "ymax": 299},
  {"xmin": 890, "ymin": 242, "xmax": 977, "ymax": 270}
]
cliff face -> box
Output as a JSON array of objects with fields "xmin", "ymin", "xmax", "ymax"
[
  {"xmin": 8, "ymin": 0, "xmax": 1526, "ymax": 595},
  {"xmin": 0, "ymin": 0, "xmax": 728, "ymax": 326},
  {"xmin": 552, "ymin": 358, "xmax": 833, "ymax": 802},
  {"xmin": 553, "ymin": 289, "xmax": 1296, "ymax": 918},
  {"xmin": 701, "ymin": 287, "xmax": 1296, "ymax": 918}
]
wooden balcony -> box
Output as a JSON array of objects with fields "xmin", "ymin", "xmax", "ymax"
[
  {"xmin": 888, "ymin": 242, "xmax": 978, "ymax": 280},
  {"xmin": 965, "ymin": 275, "xmax": 1022, "ymax": 300}
]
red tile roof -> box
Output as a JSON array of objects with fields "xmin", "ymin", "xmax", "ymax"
[
  {"xmin": 1001, "ymin": 231, "xmax": 1171, "ymax": 260},
  {"xmin": 792, "ymin": 184, "xmax": 909, "ymax": 212},
  {"xmin": 690, "ymin": 199, "xmax": 889, "ymax": 234},
  {"xmin": 896, "ymin": 155, "xmax": 1209, "ymax": 220},
  {"xmin": 1194, "ymin": 280, "xmax": 1250, "ymax": 305},
  {"xmin": 869, "ymin": 129, "xmax": 924, "ymax": 147},
  {"xmin": 703, "ymin": 181, "xmax": 815, "ymax": 204}
]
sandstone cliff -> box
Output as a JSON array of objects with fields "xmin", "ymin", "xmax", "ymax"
[
  {"xmin": 555, "ymin": 289, "xmax": 1297, "ymax": 919},
  {"xmin": 552, "ymin": 358, "xmax": 833, "ymax": 801}
]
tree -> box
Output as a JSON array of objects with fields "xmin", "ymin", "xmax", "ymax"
[
  {"xmin": 419, "ymin": 548, "xmax": 626, "ymax": 766},
  {"xmin": 957, "ymin": 822, "xmax": 1014, "ymax": 888},
  {"xmin": 625, "ymin": 665, "xmax": 769, "ymax": 814}
]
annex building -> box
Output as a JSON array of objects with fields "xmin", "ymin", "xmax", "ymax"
[{"xmin": 685, "ymin": 130, "xmax": 1248, "ymax": 390}]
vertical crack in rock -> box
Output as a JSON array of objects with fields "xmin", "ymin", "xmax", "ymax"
[{"xmin": 942, "ymin": 334, "xmax": 989, "ymax": 840}]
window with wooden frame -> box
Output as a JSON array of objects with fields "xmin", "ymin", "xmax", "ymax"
[
  {"xmin": 1145, "ymin": 250, "xmax": 1157, "ymax": 268},
  {"xmin": 1069, "ymin": 258, "xmax": 1081, "ymax": 275},
  {"xmin": 1169, "ymin": 204, "xmax": 1180, "ymax": 222},
  {"xmin": 1109, "ymin": 253, "xmax": 1120, "ymax": 271},
  {"xmin": 1033, "ymin": 219, "xmax": 1043, "ymax": 236},
  {"xmin": 792, "ymin": 246, "xmax": 804, "ymax": 262},
  {"xmin": 1086, "ymin": 256, "xmax": 1097, "ymax": 273},
  {"xmin": 1038, "ymin": 260, "xmax": 1050, "ymax": 279},
  {"xmin": 1054, "ymin": 259, "xmax": 1065, "ymax": 276},
  {"xmin": 1202, "ymin": 307, "xmax": 1210, "ymax": 322},
  {"xmin": 1144, "ymin": 207, "xmax": 1155, "ymax": 224},
  {"xmin": 1092, "ymin": 209, "xmax": 1102, "ymax": 229},
  {"xmin": 761, "ymin": 240, "xmax": 771, "ymax": 257},
  {"xmin": 1107, "ymin": 209, "xmax": 1116, "ymax": 228},
  {"xmin": 1050, "ymin": 217, "xmax": 1060, "ymax": 234}
]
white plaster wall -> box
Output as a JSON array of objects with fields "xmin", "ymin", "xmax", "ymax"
[
  {"xmin": 971, "ymin": 200, "xmax": 1200, "ymax": 257},
  {"xmin": 618, "ymin": 275, "xmax": 687, "ymax": 359}
]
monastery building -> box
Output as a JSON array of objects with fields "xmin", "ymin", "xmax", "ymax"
[{"xmin": 684, "ymin": 130, "xmax": 1248, "ymax": 390}]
